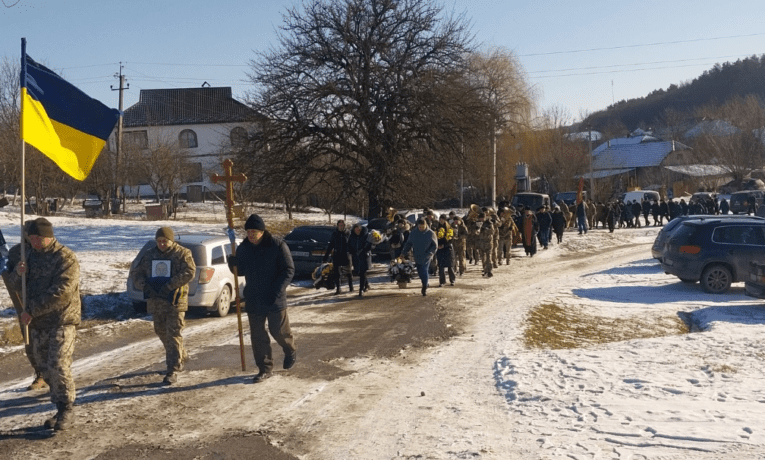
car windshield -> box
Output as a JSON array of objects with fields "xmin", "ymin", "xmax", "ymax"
[{"xmin": 285, "ymin": 228, "xmax": 333, "ymax": 243}]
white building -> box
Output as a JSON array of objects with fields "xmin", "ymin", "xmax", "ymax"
[{"xmin": 108, "ymin": 87, "xmax": 259, "ymax": 201}]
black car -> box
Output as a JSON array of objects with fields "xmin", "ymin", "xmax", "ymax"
[
  {"xmin": 283, "ymin": 226, "xmax": 335, "ymax": 277},
  {"xmin": 651, "ymin": 215, "xmax": 763, "ymax": 261},
  {"xmin": 660, "ymin": 216, "xmax": 765, "ymax": 293}
]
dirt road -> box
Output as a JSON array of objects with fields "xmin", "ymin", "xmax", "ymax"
[{"xmin": 0, "ymin": 240, "xmax": 650, "ymax": 459}]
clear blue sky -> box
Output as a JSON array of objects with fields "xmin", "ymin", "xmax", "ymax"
[{"xmin": 3, "ymin": 0, "xmax": 764, "ymax": 126}]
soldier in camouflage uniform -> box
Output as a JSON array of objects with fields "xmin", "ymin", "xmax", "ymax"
[
  {"xmin": 451, "ymin": 216, "xmax": 468, "ymax": 276},
  {"xmin": 497, "ymin": 211, "xmax": 517, "ymax": 265},
  {"xmin": 490, "ymin": 212, "xmax": 500, "ymax": 269},
  {"xmin": 9, "ymin": 218, "xmax": 80, "ymax": 431},
  {"xmin": 131, "ymin": 227, "xmax": 196, "ymax": 385},
  {"xmin": 465, "ymin": 215, "xmax": 480, "ymax": 265},
  {"xmin": 476, "ymin": 213, "xmax": 495, "ymax": 277}
]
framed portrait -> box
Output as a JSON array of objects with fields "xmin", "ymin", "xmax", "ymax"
[{"xmin": 152, "ymin": 260, "xmax": 171, "ymax": 278}]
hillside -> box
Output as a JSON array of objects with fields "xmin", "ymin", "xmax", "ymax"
[{"xmin": 584, "ymin": 54, "xmax": 765, "ymax": 131}]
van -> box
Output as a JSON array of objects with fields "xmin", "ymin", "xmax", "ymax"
[
  {"xmin": 511, "ymin": 192, "xmax": 551, "ymax": 211},
  {"xmin": 729, "ymin": 190, "xmax": 765, "ymax": 215},
  {"xmin": 621, "ymin": 190, "xmax": 660, "ymax": 204}
]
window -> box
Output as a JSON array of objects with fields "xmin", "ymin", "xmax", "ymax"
[
  {"xmin": 185, "ymin": 162, "xmax": 203, "ymax": 183},
  {"xmin": 230, "ymin": 127, "xmax": 248, "ymax": 148},
  {"xmin": 713, "ymin": 226, "xmax": 765, "ymax": 245},
  {"xmin": 211, "ymin": 245, "xmax": 226, "ymax": 265},
  {"xmin": 179, "ymin": 129, "xmax": 198, "ymax": 148},
  {"xmin": 124, "ymin": 130, "xmax": 148, "ymax": 149}
]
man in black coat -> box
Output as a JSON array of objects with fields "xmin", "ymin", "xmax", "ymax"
[
  {"xmin": 323, "ymin": 220, "xmax": 352, "ymax": 295},
  {"xmin": 229, "ymin": 214, "xmax": 297, "ymax": 383}
]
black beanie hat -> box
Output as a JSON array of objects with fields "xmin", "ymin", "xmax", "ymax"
[
  {"xmin": 28, "ymin": 218, "xmax": 54, "ymax": 238},
  {"xmin": 245, "ymin": 214, "xmax": 266, "ymax": 231},
  {"xmin": 155, "ymin": 227, "xmax": 174, "ymax": 240}
]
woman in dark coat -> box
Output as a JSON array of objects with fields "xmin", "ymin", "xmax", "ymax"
[
  {"xmin": 323, "ymin": 220, "xmax": 352, "ymax": 295},
  {"xmin": 348, "ymin": 224, "xmax": 372, "ymax": 298},
  {"xmin": 551, "ymin": 207, "xmax": 566, "ymax": 244},
  {"xmin": 521, "ymin": 209, "xmax": 539, "ymax": 257},
  {"xmin": 536, "ymin": 206, "xmax": 552, "ymax": 249},
  {"xmin": 436, "ymin": 216, "xmax": 456, "ymax": 287}
]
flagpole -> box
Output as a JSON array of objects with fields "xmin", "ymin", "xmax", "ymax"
[{"xmin": 19, "ymin": 38, "xmax": 28, "ymax": 345}]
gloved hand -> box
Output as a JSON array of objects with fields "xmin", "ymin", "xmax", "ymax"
[
  {"xmin": 143, "ymin": 284, "xmax": 158, "ymax": 299},
  {"xmin": 0, "ymin": 256, "xmax": 7, "ymax": 275},
  {"xmin": 226, "ymin": 228, "xmax": 237, "ymax": 245},
  {"xmin": 159, "ymin": 284, "xmax": 173, "ymax": 298}
]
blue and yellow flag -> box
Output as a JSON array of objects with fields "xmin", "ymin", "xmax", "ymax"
[{"xmin": 21, "ymin": 54, "xmax": 120, "ymax": 181}]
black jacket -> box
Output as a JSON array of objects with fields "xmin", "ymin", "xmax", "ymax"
[
  {"xmin": 348, "ymin": 227, "xmax": 373, "ymax": 273},
  {"xmin": 324, "ymin": 228, "xmax": 350, "ymax": 265},
  {"xmin": 229, "ymin": 232, "xmax": 294, "ymax": 316}
]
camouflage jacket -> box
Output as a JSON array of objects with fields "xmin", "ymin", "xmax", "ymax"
[
  {"xmin": 6, "ymin": 239, "xmax": 81, "ymax": 330},
  {"xmin": 477, "ymin": 220, "xmax": 495, "ymax": 249},
  {"xmin": 132, "ymin": 242, "xmax": 196, "ymax": 312}
]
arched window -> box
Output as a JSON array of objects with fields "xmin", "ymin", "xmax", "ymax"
[
  {"xmin": 179, "ymin": 129, "xmax": 198, "ymax": 148},
  {"xmin": 230, "ymin": 127, "xmax": 248, "ymax": 148}
]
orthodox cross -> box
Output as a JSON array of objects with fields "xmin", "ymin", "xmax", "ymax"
[{"xmin": 210, "ymin": 159, "xmax": 248, "ymax": 371}]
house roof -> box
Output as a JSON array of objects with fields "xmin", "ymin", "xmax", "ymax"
[
  {"xmin": 664, "ymin": 164, "xmax": 732, "ymax": 177},
  {"xmin": 579, "ymin": 168, "xmax": 634, "ymax": 180},
  {"xmin": 593, "ymin": 140, "xmax": 691, "ymax": 170},
  {"xmin": 123, "ymin": 87, "xmax": 258, "ymax": 128},
  {"xmin": 592, "ymin": 135, "xmax": 661, "ymax": 156},
  {"xmin": 684, "ymin": 119, "xmax": 739, "ymax": 139}
]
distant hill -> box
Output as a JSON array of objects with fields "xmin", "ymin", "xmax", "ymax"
[{"xmin": 583, "ymin": 54, "xmax": 765, "ymax": 132}]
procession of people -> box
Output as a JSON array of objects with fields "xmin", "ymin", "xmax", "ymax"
[{"xmin": 0, "ymin": 192, "xmax": 731, "ymax": 432}]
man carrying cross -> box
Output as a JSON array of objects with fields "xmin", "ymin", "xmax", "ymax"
[{"xmin": 227, "ymin": 214, "xmax": 297, "ymax": 383}]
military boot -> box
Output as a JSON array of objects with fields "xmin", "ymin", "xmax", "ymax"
[{"xmin": 54, "ymin": 404, "xmax": 74, "ymax": 431}]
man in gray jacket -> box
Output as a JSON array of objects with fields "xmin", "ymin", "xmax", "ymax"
[{"xmin": 401, "ymin": 218, "xmax": 438, "ymax": 296}]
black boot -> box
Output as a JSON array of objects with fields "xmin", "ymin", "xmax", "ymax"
[
  {"xmin": 348, "ymin": 276, "xmax": 354, "ymax": 292},
  {"xmin": 45, "ymin": 403, "xmax": 74, "ymax": 431}
]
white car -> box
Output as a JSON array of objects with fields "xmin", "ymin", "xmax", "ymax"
[{"xmin": 126, "ymin": 234, "xmax": 245, "ymax": 317}]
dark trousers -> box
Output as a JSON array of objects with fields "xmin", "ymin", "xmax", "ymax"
[
  {"xmin": 331, "ymin": 262, "xmax": 352, "ymax": 291},
  {"xmin": 415, "ymin": 262, "xmax": 430, "ymax": 288},
  {"xmin": 247, "ymin": 309, "xmax": 296, "ymax": 374}
]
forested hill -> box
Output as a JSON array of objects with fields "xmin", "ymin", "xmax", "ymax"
[{"xmin": 583, "ymin": 54, "xmax": 765, "ymax": 131}]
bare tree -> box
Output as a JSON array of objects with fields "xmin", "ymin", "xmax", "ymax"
[
  {"xmin": 245, "ymin": 0, "xmax": 484, "ymax": 218},
  {"xmin": 0, "ymin": 55, "xmax": 21, "ymax": 199}
]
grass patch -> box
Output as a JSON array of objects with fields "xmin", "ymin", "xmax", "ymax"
[
  {"xmin": 112, "ymin": 261, "xmax": 132, "ymax": 270},
  {"xmin": 707, "ymin": 363, "xmax": 737, "ymax": 374},
  {"xmin": 1, "ymin": 323, "xmax": 24, "ymax": 346},
  {"xmin": 267, "ymin": 219, "xmax": 319, "ymax": 237},
  {"xmin": 523, "ymin": 302, "xmax": 689, "ymax": 350}
]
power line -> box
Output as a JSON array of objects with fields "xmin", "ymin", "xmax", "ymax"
[
  {"xmin": 520, "ymin": 32, "xmax": 765, "ymax": 57},
  {"xmin": 527, "ymin": 53, "xmax": 761, "ymax": 75},
  {"xmin": 531, "ymin": 61, "xmax": 725, "ymax": 79},
  {"xmin": 129, "ymin": 61, "xmax": 249, "ymax": 67}
]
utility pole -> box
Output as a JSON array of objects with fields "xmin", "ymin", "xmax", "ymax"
[
  {"xmin": 491, "ymin": 127, "xmax": 497, "ymax": 209},
  {"xmin": 111, "ymin": 63, "xmax": 128, "ymax": 213},
  {"xmin": 588, "ymin": 124, "xmax": 595, "ymax": 201}
]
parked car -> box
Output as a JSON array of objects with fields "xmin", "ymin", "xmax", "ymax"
[
  {"xmin": 511, "ymin": 192, "xmax": 550, "ymax": 211},
  {"xmin": 729, "ymin": 190, "xmax": 765, "ymax": 214},
  {"xmin": 554, "ymin": 191, "xmax": 586, "ymax": 206},
  {"xmin": 660, "ymin": 216, "xmax": 765, "ymax": 293},
  {"xmin": 283, "ymin": 225, "xmax": 335, "ymax": 277},
  {"xmin": 127, "ymin": 234, "xmax": 245, "ymax": 317},
  {"xmin": 652, "ymin": 214, "xmax": 764, "ymax": 261}
]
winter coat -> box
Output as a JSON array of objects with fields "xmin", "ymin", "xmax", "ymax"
[
  {"xmin": 229, "ymin": 232, "xmax": 294, "ymax": 316},
  {"xmin": 720, "ymin": 199, "xmax": 730, "ymax": 215},
  {"xmin": 348, "ymin": 226, "xmax": 373, "ymax": 273},
  {"xmin": 324, "ymin": 228, "xmax": 351, "ymax": 265},
  {"xmin": 132, "ymin": 241, "xmax": 196, "ymax": 314},
  {"xmin": 642, "ymin": 200, "xmax": 651, "ymax": 216},
  {"xmin": 551, "ymin": 211, "xmax": 566, "ymax": 234},
  {"xmin": 631, "ymin": 202, "xmax": 642, "ymax": 219},
  {"xmin": 436, "ymin": 223, "xmax": 454, "ymax": 267},
  {"xmin": 576, "ymin": 202, "xmax": 587, "ymax": 219},
  {"xmin": 537, "ymin": 211, "xmax": 552, "ymax": 232},
  {"xmin": 401, "ymin": 226, "xmax": 438, "ymax": 266},
  {"xmin": 6, "ymin": 239, "xmax": 81, "ymax": 330}
]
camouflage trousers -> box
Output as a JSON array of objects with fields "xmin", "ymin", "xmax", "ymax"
[
  {"xmin": 152, "ymin": 307, "xmax": 187, "ymax": 373},
  {"xmin": 453, "ymin": 239, "xmax": 466, "ymax": 274},
  {"xmin": 31, "ymin": 325, "xmax": 76, "ymax": 406},
  {"xmin": 499, "ymin": 238, "xmax": 513, "ymax": 264},
  {"xmin": 466, "ymin": 238, "xmax": 479, "ymax": 264},
  {"xmin": 479, "ymin": 244, "xmax": 493, "ymax": 275},
  {"xmin": 491, "ymin": 238, "xmax": 499, "ymax": 268}
]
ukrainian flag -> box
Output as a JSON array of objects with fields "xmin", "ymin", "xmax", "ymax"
[{"xmin": 21, "ymin": 54, "xmax": 120, "ymax": 181}]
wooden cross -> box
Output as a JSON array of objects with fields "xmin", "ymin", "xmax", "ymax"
[
  {"xmin": 210, "ymin": 159, "xmax": 247, "ymax": 229},
  {"xmin": 210, "ymin": 159, "xmax": 248, "ymax": 371}
]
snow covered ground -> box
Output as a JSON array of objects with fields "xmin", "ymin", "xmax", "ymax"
[{"xmin": 2, "ymin": 203, "xmax": 765, "ymax": 459}]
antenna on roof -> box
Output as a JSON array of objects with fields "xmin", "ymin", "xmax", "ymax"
[{"xmin": 202, "ymin": 81, "xmax": 210, "ymax": 87}]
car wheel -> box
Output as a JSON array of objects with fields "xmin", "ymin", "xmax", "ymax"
[
  {"xmin": 679, "ymin": 278, "xmax": 697, "ymax": 284},
  {"xmin": 212, "ymin": 285, "xmax": 231, "ymax": 317},
  {"xmin": 700, "ymin": 265, "xmax": 732, "ymax": 294}
]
